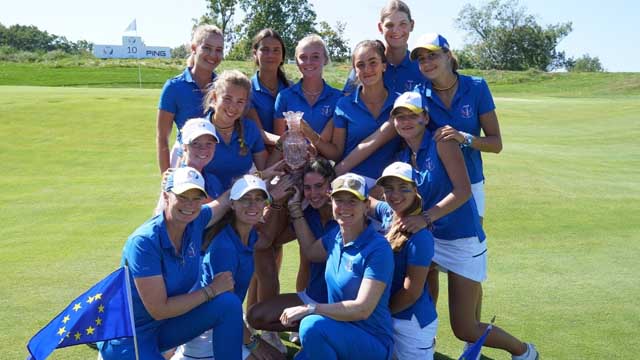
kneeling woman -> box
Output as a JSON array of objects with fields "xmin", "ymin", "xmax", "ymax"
[
  {"xmin": 99, "ymin": 167, "xmax": 242, "ymax": 360},
  {"xmin": 281, "ymin": 173, "xmax": 394, "ymax": 360},
  {"xmin": 371, "ymin": 162, "xmax": 437, "ymax": 360},
  {"xmin": 173, "ymin": 175, "xmax": 285, "ymax": 360}
]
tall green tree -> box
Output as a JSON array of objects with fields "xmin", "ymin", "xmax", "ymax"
[
  {"xmin": 195, "ymin": 0, "xmax": 240, "ymax": 53},
  {"xmin": 455, "ymin": 0, "xmax": 572, "ymax": 71},
  {"xmin": 234, "ymin": 0, "xmax": 318, "ymax": 60},
  {"xmin": 318, "ymin": 21, "xmax": 350, "ymax": 62}
]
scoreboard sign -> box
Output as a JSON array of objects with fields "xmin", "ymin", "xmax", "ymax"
[{"xmin": 94, "ymin": 36, "xmax": 171, "ymax": 59}]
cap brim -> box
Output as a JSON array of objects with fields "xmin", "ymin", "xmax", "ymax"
[
  {"xmin": 391, "ymin": 104, "xmax": 423, "ymax": 116},
  {"xmin": 186, "ymin": 130, "xmax": 219, "ymax": 144},
  {"xmin": 330, "ymin": 188, "xmax": 366, "ymax": 201},
  {"xmin": 231, "ymin": 187, "xmax": 271, "ymax": 202},
  {"xmin": 375, "ymin": 174, "xmax": 414, "ymax": 186},
  {"xmin": 172, "ymin": 184, "xmax": 208, "ymax": 197},
  {"xmin": 410, "ymin": 45, "xmax": 443, "ymax": 61}
]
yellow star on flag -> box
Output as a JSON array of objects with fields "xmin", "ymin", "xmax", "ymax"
[
  {"xmin": 57, "ymin": 327, "xmax": 66, "ymax": 336},
  {"xmin": 62, "ymin": 315, "xmax": 70, "ymax": 324},
  {"xmin": 95, "ymin": 317, "xmax": 103, "ymax": 326},
  {"xmin": 87, "ymin": 295, "xmax": 95, "ymax": 304},
  {"xmin": 73, "ymin": 303, "xmax": 82, "ymax": 312},
  {"xmin": 98, "ymin": 304, "xmax": 105, "ymax": 313},
  {"xmin": 94, "ymin": 293, "xmax": 103, "ymax": 300},
  {"xmin": 74, "ymin": 332, "xmax": 81, "ymax": 341},
  {"xmin": 86, "ymin": 326, "xmax": 95, "ymax": 335}
]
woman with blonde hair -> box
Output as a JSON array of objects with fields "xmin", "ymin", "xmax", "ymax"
[
  {"xmin": 201, "ymin": 70, "xmax": 268, "ymax": 190},
  {"xmin": 157, "ymin": 25, "xmax": 224, "ymax": 175}
]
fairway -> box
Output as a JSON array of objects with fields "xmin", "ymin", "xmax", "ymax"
[{"xmin": 1, "ymin": 84, "xmax": 639, "ymax": 359}]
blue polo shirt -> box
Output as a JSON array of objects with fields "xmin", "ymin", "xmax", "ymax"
[
  {"xmin": 343, "ymin": 50, "xmax": 426, "ymax": 96},
  {"xmin": 250, "ymin": 73, "xmax": 289, "ymax": 134},
  {"xmin": 333, "ymin": 87, "xmax": 401, "ymax": 179},
  {"xmin": 204, "ymin": 172, "xmax": 224, "ymax": 200},
  {"xmin": 121, "ymin": 206, "xmax": 213, "ymax": 330},
  {"xmin": 203, "ymin": 117, "xmax": 266, "ymax": 190},
  {"xmin": 159, "ymin": 67, "xmax": 216, "ymax": 143},
  {"xmin": 373, "ymin": 202, "xmax": 437, "ymax": 328},
  {"xmin": 322, "ymin": 223, "xmax": 394, "ymax": 349},
  {"xmin": 274, "ymin": 80, "xmax": 343, "ymax": 134},
  {"xmin": 301, "ymin": 206, "xmax": 338, "ymax": 303},
  {"xmin": 398, "ymin": 131, "xmax": 485, "ymax": 241},
  {"xmin": 415, "ymin": 74, "xmax": 496, "ymax": 184},
  {"xmin": 201, "ymin": 224, "xmax": 258, "ymax": 302}
]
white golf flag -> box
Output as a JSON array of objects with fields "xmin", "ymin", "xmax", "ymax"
[{"xmin": 124, "ymin": 19, "xmax": 137, "ymax": 32}]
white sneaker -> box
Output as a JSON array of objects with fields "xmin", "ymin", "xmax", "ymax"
[
  {"xmin": 289, "ymin": 331, "xmax": 300, "ymax": 345},
  {"xmin": 512, "ymin": 343, "xmax": 539, "ymax": 360},
  {"xmin": 462, "ymin": 342, "xmax": 482, "ymax": 360},
  {"xmin": 262, "ymin": 331, "xmax": 287, "ymax": 354}
]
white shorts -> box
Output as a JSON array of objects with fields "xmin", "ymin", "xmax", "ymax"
[
  {"xmin": 471, "ymin": 181, "xmax": 485, "ymax": 218},
  {"xmin": 392, "ymin": 315, "xmax": 438, "ymax": 360},
  {"xmin": 171, "ymin": 329, "xmax": 251, "ymax": 360},
  {"xmin": 297, "ymin": 290, "xmax": 319, "ymax": 305},
  {"xmin": 433, "ymin": 236, "xmax": 487, "ymax": 283}
]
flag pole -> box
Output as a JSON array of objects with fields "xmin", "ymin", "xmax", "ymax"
[
  {"xmin": 135, "ymin": 22, "xmax": 142, "ymax": 89},
  {"xmin": 124, "ymin": 266, "xmax": 140, "ymax": 360}
]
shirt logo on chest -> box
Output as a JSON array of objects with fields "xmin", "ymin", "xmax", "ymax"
[
  {"xmin": 461, "ymin": 104, "xmax": 473, "ymax": 119},
  {"xmin": 186, "ymin": 242, "xmax": 197, "ymax": 258},
  {"xmin": 404, "ymin": 80, "xmax": 415, "ymax": 91},
  {"xmin": 321, "ymin": 105, "xmax": 332, "ymax": 117},
  {"xmin": 344, "ymin": 257, "xmax": 354, "ymax": 272}
]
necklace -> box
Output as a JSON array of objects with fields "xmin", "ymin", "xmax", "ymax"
[
  {"xmin": 215, "ymin": 123, "xmax": 235, "ymax": 133},
  {"xmin": 302, "ymin": 86, "xmax": 323, "ymax": 97},
  {"xmin": 433, "ymin": 75, "xmax": 458, "ymax": 92}
]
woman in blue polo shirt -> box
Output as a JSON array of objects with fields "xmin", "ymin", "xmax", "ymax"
[
  {"xmin": 246, "ymin": 29, "xmax": 290, "ymax": 148},
  {"xmin": 281, "ymin": 173, "xmax": 394, "ymax": 360},
  {"xmin": 411, "ymin": 33, "xmax": 502, "ymax": 225},
  {"xmin": 99, "ymin": 167, "xmax": 242, "ymax": 360},
  {"xmin": 157, "ymin": 25, "xmax": 224, "ymax": 175},
  {"xmin": 272, "ymin": 34, "xmax": 343, "ymax": 162},
  {"xmin": 369, "ymin": 162, "xmax": 437, "ymax": 360},
  {"xmin": 343, "ymin": 0, "xmax": 425, "ymax": 95},
  {"xmin": 390, "ymin": 93, "xmax": 538, "ymax": 360},
  {"xmin": 246, "ymin": 157, "xmax": 337, "ymax": 333},
  {"xmin": 202, "ymin": 70, "xmax": 268, "ymax": 190},
  {"xmin": 172, "ymin": 175, "xmax": 286, "ymax": 360},
  {"xmin": 330, "ymin": 40, "xmax": 401, "ymax": 188}
]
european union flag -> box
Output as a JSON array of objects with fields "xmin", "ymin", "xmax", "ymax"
[
  {"xmin": 458, "ymin": 316, "xmax": 495, "ymax": 360},
  {"xmin": 27, "ymin": 267, "xmax": 135, "ymax": 360}
]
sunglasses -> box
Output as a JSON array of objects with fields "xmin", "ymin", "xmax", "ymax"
[{"xmin": 331, "ymin": 177, "xmax": 365, "ymax": 195}]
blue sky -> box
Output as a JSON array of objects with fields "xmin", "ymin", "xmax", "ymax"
[{"xmin": 1, "ymin": 0, "xmax": 637, "ymax": 71}]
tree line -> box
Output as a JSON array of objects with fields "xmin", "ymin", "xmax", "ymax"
[{"xmin": 0, "ymin": 23, "xmax": 92, "ymax": 54}]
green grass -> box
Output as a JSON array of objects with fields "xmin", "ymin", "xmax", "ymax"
[{"xmin": 1, "ymin": 67, "xmax": 639, "ymax": 359}]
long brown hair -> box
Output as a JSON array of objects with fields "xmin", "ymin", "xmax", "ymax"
[
  {"xmin": 252, "ymin": 28, "xmax": 290, "ymax": 89},
  {"xmin": 385, "ymin": 186, "xmax": 422, "ymax": 252}
]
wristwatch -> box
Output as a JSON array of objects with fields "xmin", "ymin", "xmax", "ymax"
[{"xmin": 460, "ymin": 132, "xmax": 474, "ymax": 148}]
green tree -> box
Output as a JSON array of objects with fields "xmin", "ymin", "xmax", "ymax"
[
  {"xmin": 318, "ymin": 21, "xmax": 350, "ymax": 62},
  {"xmin": 195, "ymin": 0, "xmax": 240, "ymax": 53},
  {"xmin": 234, "ymin": 0, "xmax": 318, "ymax": 60},
  {"xmin": 455, "ymin": 0, "xmax": 572, "ymax": 71},
  {"xmin": 566, "ymin": 54, "xmax": 604, "ymax": 72}
]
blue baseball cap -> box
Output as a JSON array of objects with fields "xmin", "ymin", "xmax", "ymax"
[{"xmin": 410, "ymin": 33, "xmax": 450, "ymax": 61}]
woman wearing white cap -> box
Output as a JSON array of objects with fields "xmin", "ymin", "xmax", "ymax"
[
  {"xmin": 280, "ymin": 173, "xmax": 395, "ymax": 360},
  {"xmin": 172, "ymin": 175, "xmax": 288, "ymax": 360},
  {"xmin": 368, "ymin": 161, "xmax": 438, "ymax": 360},
  {"xmin": 390, "ymin": 92, "xmax": 537, "ymax": 360},
  {"xmin": 157, "ymin": 25, "xmax": 224, "ymax": 175},
  {"xmin": 99, "ymin": 167, "xmax": 243, "ymax": 360}
]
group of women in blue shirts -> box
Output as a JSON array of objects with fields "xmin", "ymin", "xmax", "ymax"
[{"xmin": 98, "ymin": 1, "xmax": 539, "ymax": 359}]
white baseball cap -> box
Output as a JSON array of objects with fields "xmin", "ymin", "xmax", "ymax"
[
  {"xmin": 181, "ymin": 118, "xmax": 219, "ymax": 144},
  {"xmin": 164, "ymin": 167, "xmax": 208, "ymax": 197},
  {"xmin": 230, "ymin": 175, "xmax": 270, "ymax": 201},
  {"xmin": 391, "ymin": 91, "xmax": 427, "ymax": 116},
  {"xmin": 330, "ymin": 173, "xmax": 368, "ymax": 201},
  {"xmin": 376, "ymin": 162, "xmax": 415, "ymax": 186},
  {"xmin": 410, "ymin": 33, "xmax": 451, "ymax": 61}
]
